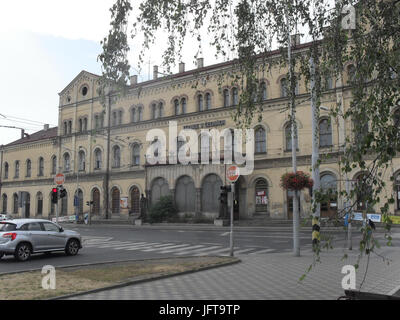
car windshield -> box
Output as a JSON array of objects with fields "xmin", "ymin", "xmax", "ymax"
[{"xmin": 0, "ymin": 222, "xmax": 17, "ymax": 231}]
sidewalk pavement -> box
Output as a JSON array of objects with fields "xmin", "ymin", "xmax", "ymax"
[{"xmin": 67, "ymin": 246, "xmax": 400, "ymax": 300}]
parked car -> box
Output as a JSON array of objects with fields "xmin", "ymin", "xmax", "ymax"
[{"xmin": 0, "ymin": 219, "xmax": 82, "ymax": 261}]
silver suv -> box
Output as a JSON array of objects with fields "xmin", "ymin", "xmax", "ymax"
[{"xmin": 0, "ymin": 219, "xmax": 82, "ymax": 261}]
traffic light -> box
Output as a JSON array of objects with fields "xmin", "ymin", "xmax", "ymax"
[
  {"xmin": 220, "ymin": 185, "xmax": 232, "ymax": 192},
  {"xmin": 59, "ymin": 187, "xmax": 67, "ymax": 199},
  {"xmin": 51, "ymin": 187, "xmax": 58, "ymax": 204}
]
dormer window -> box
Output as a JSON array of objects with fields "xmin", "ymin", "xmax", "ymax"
[{"xmin": 81, "ymin": 86, "xmax": 88, "ymax": 96}]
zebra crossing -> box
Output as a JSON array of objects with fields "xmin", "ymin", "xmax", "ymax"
[{"xmin": 82, "ymin": 236, "xmax": 282, "ymax": 256}]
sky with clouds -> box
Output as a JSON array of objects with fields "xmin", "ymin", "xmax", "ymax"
[{"xmin": 0, "ymin": 0, "xmax": 221, "ymax": 146}]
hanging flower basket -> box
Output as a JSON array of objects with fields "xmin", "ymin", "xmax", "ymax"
[{"xmin": 280, "ymin": 171, "xmax": 313, "ymax": 191}]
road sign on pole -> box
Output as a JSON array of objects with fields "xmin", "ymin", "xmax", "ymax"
[
  {"xmin": 226, "ymin": 165, "xmax": 239, "ymax": 183},
  {"xmin": 54, "ymin": 173, "xmax": 65, "ymax": 185}
]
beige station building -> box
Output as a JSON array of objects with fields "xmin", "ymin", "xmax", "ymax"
[{"xmin": 1, "ymin": 40, "xmax": 400, "ymax": 222}]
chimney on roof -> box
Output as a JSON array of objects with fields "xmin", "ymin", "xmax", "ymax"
[
  {"xmin": 130, "ymin": 75, "xmax": 138, "ymax": 86},
  {"xmin": 290, "ymin": 34, "xmax": 301, "ymax": 46},
  {"xmin": 153, "ymin": 65, "xmax": 158, "ymax": 80},
  {"xmin": 197, "ymin": 58, "xmax": 204, "ymax": 69},
  {"xmin": 43, "ymin": 124, "xmax": 49, "ymax": 131},
  {"xmin": 21, "ymin": 129, "xmax": 25, "ymax": 139},
  {"xmin": 179, "ymin": 62, "xmax": 185, "ymax": 73}
]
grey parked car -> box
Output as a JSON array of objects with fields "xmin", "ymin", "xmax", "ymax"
[{"xmin": 0, "ymin": 219, "xmax": 82, "ymax": 261}]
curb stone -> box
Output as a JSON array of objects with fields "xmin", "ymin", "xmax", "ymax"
[{"xmin": 48, "ymin": 256, "xmax": 241, "ymax": 300}]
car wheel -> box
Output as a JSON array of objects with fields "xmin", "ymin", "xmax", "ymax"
[
  {"xmin": 65, "ymin": 239, "xmax": 80, "ymax": 256},
  {"xmin": 14, "ymin": 243, "xmax": 32, "ymax": 262}
]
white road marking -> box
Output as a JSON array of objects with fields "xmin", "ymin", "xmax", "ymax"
[
  {"xmin": 174, "ymin": 246, "xmax": 222, "ymax": 255},
  {"xmin": 157, "ymin": 244, "xmax": 193, "ymax": 253},
  {"xmin": 221, "ymin": 232, "xmax": 230, "ymax": 236},
  {"xmin": 164, "ymin": 245, "xmax": 205, "ymax": 254},
  {"xmin": 234, "ymin": 248, "xmax": 257, "ymax": 254},
  {"xmin": 140, "ymin": 243, "xmax": 181, "ymax": 252}
]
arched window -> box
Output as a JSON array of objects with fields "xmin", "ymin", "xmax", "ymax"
[
  {"xmin": 354, "ymin": 119, "xmax": 369, "ymax": 145},
  {"xmin": 177, "ymin": 136, "xmax": 185, "ymax": 154},
  {"xmin": 181, "ymin": 98, "xmax": 187, "ymax": 114},
  {"xmin": 51, "ymin": 156, "xmax": 57, "ymax": 174},
  {"xmin": 324, "ymin": 76, "xmax": 333, "ymax": 90},
  {"xmin": 393, "ymin": 109, "xmax": 400, "ymax": 127},
  {"xmin": 281, "ymin": 78, "xmax": 288, "ymax": 97},
  {"xmin": 255, "ymin": 127, "xmax": 266, "ymax": 153},
  {"xmin": 285, "ymin": 123, "xmax": 298, "ymax": 151},
  {"xmin": 26, "ymin": 159, "xmax": 31, "ymax": 177},
  {"xmin": 138, "ymin": 106, "xmax": 143, "ymax": 121},
  {"xmin": 63, "ymin": 121, "xmax": 68, "ymax": 135},
  {"xmin": 4, "ymin": 162, "xmax": 8, "ymax": 179},
  {"xmin": 112, "ymin": 111, "xmax": 117, "ymax": 126},
  {"xmin": 131, "ymin": 108, "xmax": 136, "ymax": 123},
  {"xmin": 232, "ymin": 87, "xmax": 239, "ymax": 106},
  {"xmin": 63, "ymin": 153, "xmax": 70, "ymax": 172},
  {"xmin": 132, "ymin": 144, "xmax": 140, "ymax": 166},
  {"xmin": 94, "ymin": 149, "xmax": 102, "ymax": 169},
  {"xmin": 159, "ymin": 102, "xmax": 164, "ymax": 118},
  {"xmin": 83, "ymin": 118, "xmax": 88, "ymax": 131},
  {"xmin": 174, "ymin": 99, "xmax": 180, "ymax": 115},
  {"xmin": 68, "ymin": 121, "xmax": 72, "ymax": 134},
  {"xmin": 320, "ymin": 173, "xmax": 338, "ymax": 217},
  {"xmin": 347, "ymin": 64, "xmax": 356, "ymax": 83},
  {"xmin": 223, "ymin": 89, "xmax": 230, "ymax": 107},
  {"xmin": 15, "ymin": 161, "xmax": 20, "ymax": 178},
  {"xmin": 79, "ymin": 119, "xmax": 83, "ymax": 132},
  {"xmin": 38, "ymin": 157, "xmax": 44, "ymax": 176},
  {"xmin": 78, "ymin": 151, "xmax": 85, "ymax": 171},
  {"xmin": 113, "ymin": 146, "xmax": 121, "ymax": 168},
  {"xmin": 13, "ymin": 193, "xmax": 18, "ymax": 214},
  {"xmin": 205, "ymin": 92, "xmax": 211, "ymax": 110},
  {"xmin": 94, "ymin": 115, "xmax": 99, "ymax": 129},
  {"xmin": 261, "ymin": 81, "xmax": 267, "ymax": 100},
  {"xmin": 152, "ymin": 103, "xmax": 157, "ymax": 119},
  {"xmin": 198, "ymin": 94, "xmax": 203, "ymax": 111},
  {"xmin": 118, "ymin": 110, "xmax": 123, "ymax": 125},
  {"xmin": 319, "ymin": 119, "xmax": 332, "ymax": 147}
]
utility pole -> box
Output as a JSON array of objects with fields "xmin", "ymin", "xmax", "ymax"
[
  {"xmin": 286, "ymin": 5, "xmax": 300, "ymax": 257},
  {"xmin": 310, "ymin": 54, "xmax": 321, "ymax": 250}
]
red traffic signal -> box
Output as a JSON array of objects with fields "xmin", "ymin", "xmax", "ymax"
[{"xmin": 51, "ymin": 187, "xmax": 58, "ymax": 204}]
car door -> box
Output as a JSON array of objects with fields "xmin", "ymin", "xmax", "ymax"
[
  {"xmin": 40, "ymin": 222, "xmax": 67, "ymax": 250},
  {"xmin": 22, "ymin": 222, "xmax": 47, "ymax": 251}
]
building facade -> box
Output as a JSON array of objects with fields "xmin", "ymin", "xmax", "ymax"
[{"xmin": 1, "ymin": 42, "xmax": 400, "ymax": 221}]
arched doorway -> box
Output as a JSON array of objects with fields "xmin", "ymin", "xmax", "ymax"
[
  {"xmin": 151, "ymin": 177, "xmax": 169, "ymax": 205},
  {"xmin": 36, "ymin": 192, "xmax": 43, "ymax": 216},
  {"xmin": 254, "ymin": 178, "xmax": 268, "ymax": 214},
  {"xmin": 75, "ymin": 189, "xmax": 83, "ymax": 215},
  {"xmin": 92, "ymin": 188, "xmax": 100, "ymax": 215},
  {"xmin": 394, "ymin": 172, "xmax": 400, "ymax": 212},
  {"xmin": 24, "ymin": 193, "xmax": 30, "ymax": 218},
  {"xmin": 61, "ymin": 191, "xmax": 68, "ymax": 216},
  {"xmin": 201, "ymin": 174, "xmax": 223, "ymax": 214},
  {"xmin": 111, "ymin": 187, "xmax": 120, "ymax": 214},
  {"xmin": 50, "ymin": 192, "xmax": 55, "ymax": 216},
  {"xmin": 130, "ymin": 186, "xmax": 140, "ymax": 214},
  {"xmin": 175, "ymin": 176, "xmax": 196, "ymax": 213},
  {"xmin": 320, "ymin": 173, "xmax": 338, "ymax": 218},
  {"xmin": 2, "ymin": 194, "xmax": 7, "ymax": 213}
]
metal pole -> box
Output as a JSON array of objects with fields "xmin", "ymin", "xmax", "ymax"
[
  {"xmin": 56, "ymin": 200, "xmax": 59, "ymax": 224},
  {"xmin": 310, "ymin": 55, "xmax": 321, "ymax": 249},
  {"xmin": 346, "ymin": 179, "xmax": 352, "ymax": 250},
  {"xmin": 230, "ymin": 182, "xmax": 234, "ymax": 257},
  {"xmin": 104, "ymin": 91, "xmax": 112, "ymax": 219}
]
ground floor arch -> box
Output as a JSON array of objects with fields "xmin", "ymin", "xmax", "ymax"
[
  {"xmin": 36, "ymin": 192, "xmax": 43, "ymax": 216},
  {"xmin": 201, "ymin": 174, "xmax": 223, "ymax": 214},
  {"xmin": 61, "ymin": 191, "xmax": 68, "ymax": 216},
  {"xmin": 151, "ymin": 177, "xmax": 169, "ymax": 205},
  {"xmin": 111, "ymin": 187, "xmax": 120, "ymax": 214},
  {"xmin": 2, "ymin": 194, "xmax": 7, "ymax": 213},
  {"xmin": 130, "ymin": 186, "xmax": 140, "ymax": 214},
  {"xmin": 92, "ymin": 188, "xmax": 101, "ymax": 215},
  {"xmin": 24, "ymin": 193, "xmax": 30, "ymax": 218},
  {"xmin": 175, "ymin": 175, "xmax": 196, "ymax": 213}
]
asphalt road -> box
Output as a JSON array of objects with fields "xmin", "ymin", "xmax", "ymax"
[{"xmin": 1, "ymin": 223, "xmax": 398, "ymax": 274}]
